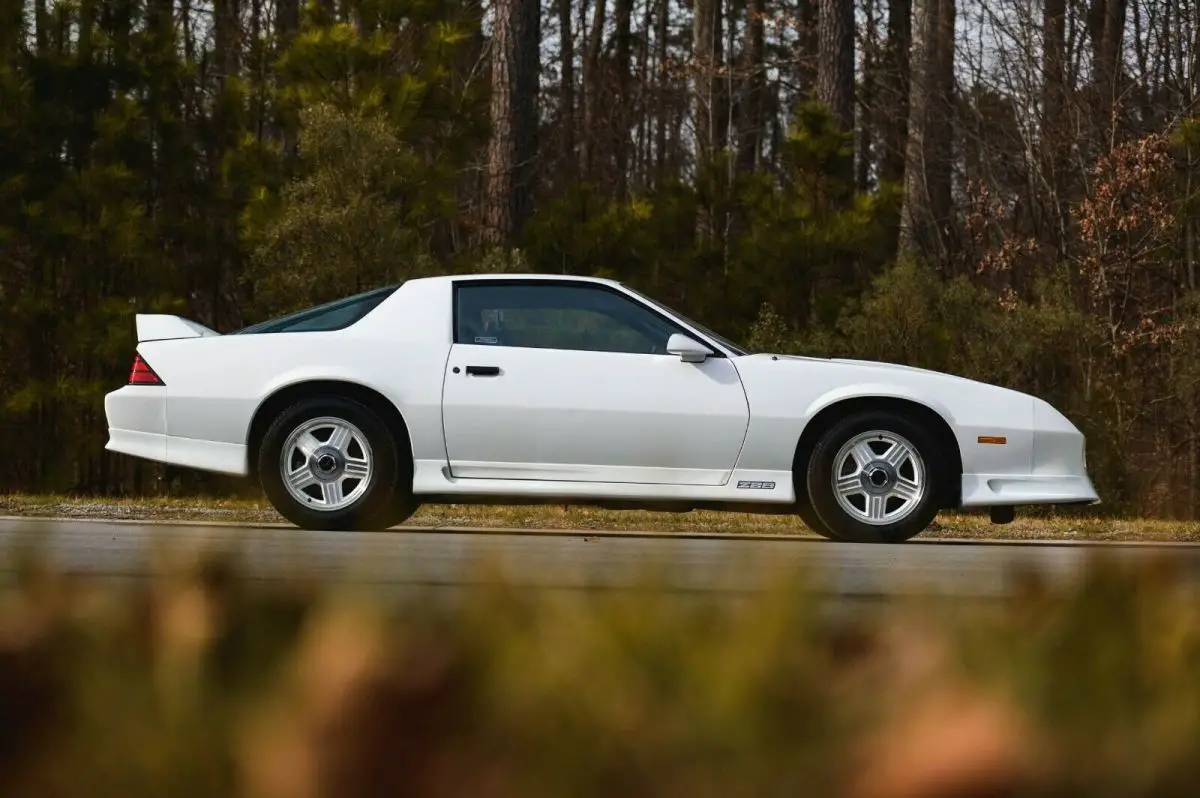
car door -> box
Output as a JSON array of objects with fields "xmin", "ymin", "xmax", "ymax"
[{"xmin": 439, "ymin": 280, "xmax": 751, "ymax": 486}]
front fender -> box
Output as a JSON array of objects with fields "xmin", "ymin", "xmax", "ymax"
[{"xmin": 801, "ymin": 382, "xmax": 960, "ymax": 429}]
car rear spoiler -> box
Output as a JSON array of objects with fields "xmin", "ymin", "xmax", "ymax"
[{"xmin": 135, "ymin": 314, "xmax": 221, "ymax": 343}]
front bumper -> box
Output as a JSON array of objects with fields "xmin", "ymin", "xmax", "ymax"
[
  {"xmin": 960, "ymin": 397, "xmax": 1100, "ymax": 507},
  {"xmin": 959, "ymin": 473, "xmax": 1100, "ymax": 507}
]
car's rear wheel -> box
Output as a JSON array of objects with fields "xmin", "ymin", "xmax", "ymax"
[
  {"xmin": 258, "ymin": 396, "xmax": 416, "ymax": 531},
  {"xmin": 805, "ymin": 411, "xmax": 944, "ymax": 543}
]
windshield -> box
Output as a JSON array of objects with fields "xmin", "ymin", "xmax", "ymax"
[{"xmin": 622, "ymin": 285, "xmax": 752, "ymax": 356}]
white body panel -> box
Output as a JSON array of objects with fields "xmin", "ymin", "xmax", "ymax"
[
  {"xmin": 441, "ymin": 344, "xmax": 749, "ymax": 484},
  {"xmin": 103, "ymin": 273, "xmax": 1099, "ymax": 513}
]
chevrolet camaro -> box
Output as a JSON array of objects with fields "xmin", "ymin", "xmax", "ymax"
[{"xmin": 104, "ymin": 274, "xmax": 1099, "ymax": 543}]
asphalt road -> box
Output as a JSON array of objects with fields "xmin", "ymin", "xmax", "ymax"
[{"xmin": 4, "ymin": 517, "xmax": 1200, "ymax": 602}]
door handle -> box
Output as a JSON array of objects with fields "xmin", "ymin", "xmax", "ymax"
[{"xmin": 465, "ymin": 365, "xmax": 500, "ymax": 376}]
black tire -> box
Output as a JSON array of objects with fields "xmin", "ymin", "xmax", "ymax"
[
  {"xmin": 805, "ymin": 410, "xmax": 945, "ymax": 543},
  {"xmin": 794, "ymin": 486, "xmax": 844, "ymax": 540},
  {"xmin": 381, "ymin": 489, "xmax": 421, "ymax": 529},
  {"xmin": 258, "ymin": 395, "xmax": 415, "ymax": 531}
]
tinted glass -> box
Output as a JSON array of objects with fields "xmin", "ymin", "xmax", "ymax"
[
  {"xmin": 231, "ymin": 285, "xmax": 397, "ymax": 335},
  {"xmin": 621, "ymin": 284, "xmax": 750, "ymax": 355},
  {"xmin": 455, "ymin": 283, "xmax": 686, "ymax": 355}
]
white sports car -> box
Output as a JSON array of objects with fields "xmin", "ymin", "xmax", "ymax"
[{"xmin": 104, "ymin": 273, "xmax": 1099, "ymax": 543}]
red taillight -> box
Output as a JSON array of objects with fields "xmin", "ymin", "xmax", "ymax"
[{"xmin": 128, "ymin": 354, "xmax": 164, "ymax": 385}]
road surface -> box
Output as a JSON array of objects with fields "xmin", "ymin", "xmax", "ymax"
[{"xmin": 3, "ymin": 517, "xmax": 1200, "ymax": 601}]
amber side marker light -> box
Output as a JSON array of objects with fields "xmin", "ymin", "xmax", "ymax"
[{"xmin": 978, "ymin": 436, "xmax": 1007, "ymax": 445}]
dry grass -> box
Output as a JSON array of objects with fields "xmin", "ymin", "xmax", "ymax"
[{"xmin": 2, "ymin": 492, "xmax": 1199, "ymax": 542}]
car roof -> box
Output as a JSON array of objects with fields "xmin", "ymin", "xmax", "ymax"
[{"xmin": 406, "ymin": 273, "xmax": 625, "ymax": 288}]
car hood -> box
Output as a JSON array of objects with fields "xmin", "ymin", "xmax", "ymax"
[
  {"xmin": 764, "ymin": 353, "xmax": 973, "ymax": 381},
  {"xmin": 731, "ymin": 353, "xmax": 1070, "ymax": 444},
  {"xmin": 747, "ymin": 352, "xmax": 1034, "ymax": 404}
]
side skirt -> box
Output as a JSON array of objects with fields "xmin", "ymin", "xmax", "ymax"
[
  {"xmin": 410, "ymin": 459, "xmax": 797, "ymax": 511},
  {"xmin": 411, "ymin": 493, "xmax": 803, "ymax": 515}
]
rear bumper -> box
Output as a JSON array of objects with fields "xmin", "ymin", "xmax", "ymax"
[
  {"xmin": 105, "ymin": 430, "xmax": 249, "ymax": 476},
  {"xmin": 104, "ymin": 386, "xmax": 248, "ymax": 476},
  {"xmin": 106, "ymin": 428, "xmax": 168, "ymax": 463},
  {"xmin": 105, "ymin": 385, "xmax": 167, "ymax": 435}
]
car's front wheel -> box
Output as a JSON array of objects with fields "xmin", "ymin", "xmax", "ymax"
[
  {"xmin": 805, "ymin": 411, "xmax": 944, "ymax": 543},
  {"xmin": 794, "ymin": 497, "xmax": 843, "ymax": 540},
  {"xmin": 258, "ymin": 396, "xmax": 415, "ymax": 531}
]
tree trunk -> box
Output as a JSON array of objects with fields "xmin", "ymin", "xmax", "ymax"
[
  {"xmin": 581, "ymin": 0, "xmax": 607, "ymax": 178},
  {"xmin": 1087, "ymin": 0, "xmax": 1127, "ymax": 114},
  {"xmin": 276, "ymin": 0, "xmax": 300, "ymax": 156},
  {"xmin": 1042, "ymin": 0, "xmax": 1066, "ymax": 143},
  {"xmin": 558, "ymin": 0, "xmax": 576, "ymax": 181},
  {"xmin": 898, "ymin": 0, "xmax": 936, "ymax": 255},
  {"xmin": 634, "ymin": 0, "xmax": 653, "ymax": 189},
  {"xmin": 1040, "ymin": 0, "xmax": 1067, "ymax": 252},
  {"xmin": 712, "ymin": 0, "xmax": 726, "ymax": 154},
  {"xmin": 879, "ymin": 0, "xmax": 910, "ymax": 184},
  {"xmin": 693, "ymin": 0, "xmax": 718, "ymax": 162},
  {"xmin": 654, "ymin": 0, "xmax": 669, "ymax": 186},
  {"xmin": 927, "ymin": 0, "xmax": 955, "ymax": 257},
  {"xmin": 483, "ymin": 0, "xmax": 541, "ymax": 246},
  {"xmin": 212, "ymin": 0, "xmax": 241, "ymax": 329},
  {"xmin": 613, "ymin": 0, "xmax": 633, "ymax": 198},
  {"xmin": 857, "ymin": 0, "xmax": 878, "ymax": 192},
  {"xmin": 34, "ymin": 0, "xmax": 47, "ymax": 53},
  {"xmin": 817, "ymin": 0, "xmax": 855, "ymax": 131},
  {"xmin": 898, "ymin": 0, "xmax": 954, "ymax": 261},
  {"xmin": 796, "ymin": 0, "xmax": 818, "ymax": 94},
  {"xmin": 692, "ymin": 0, "xmax": 724, "ymax": 247},
  {"xmin": 735, "ymin": 0, "xmax": 766, "ymax": 174},
  {"xmin": 214, "ymin": 0, "xmax": 240, "ymax": 80}
]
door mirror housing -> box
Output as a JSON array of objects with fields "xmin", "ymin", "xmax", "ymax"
[{"xmin": 666, "ymin": 333, "xmax": 713, "ymax": 363}]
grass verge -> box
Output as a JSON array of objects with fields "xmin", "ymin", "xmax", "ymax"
[{"xmin": 2, "ymin": 491, "xmax": 1199, "ymax": 541}]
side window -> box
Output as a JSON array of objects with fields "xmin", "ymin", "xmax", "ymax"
[
  {"xmin": 455, "ymin": 283, "xmax": 684, "ymax": 354},
  {"xmin": 231, "ymin": 286, "xmax": 397, "ymax": 335}
]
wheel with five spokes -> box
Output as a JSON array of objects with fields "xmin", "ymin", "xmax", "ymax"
[
  {"xmin": 805, "ymin": 410, "xmax": 944, "ymax": 543},
  {"xmin": 258, "ymin": 396, "xmax": 414, "ymax": 531}
]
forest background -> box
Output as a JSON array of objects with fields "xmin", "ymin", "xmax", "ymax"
[{"xmin": 2, "ymin": 0, "xmax": 1199, "ymax": 518}]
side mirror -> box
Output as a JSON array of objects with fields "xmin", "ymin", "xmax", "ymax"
[{"xmin": 666, "ymin": 333, "xmax": 713, "ymax": 363}]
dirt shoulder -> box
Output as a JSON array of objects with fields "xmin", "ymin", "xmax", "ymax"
[{"xmin": 2, "ymin": 493, "xmax": 1198, "ymax": 542}]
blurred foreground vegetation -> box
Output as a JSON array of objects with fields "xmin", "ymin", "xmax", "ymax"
[{"xmin": 1, "ymin": 539, "xmax": 1199, "ymax": 797}]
